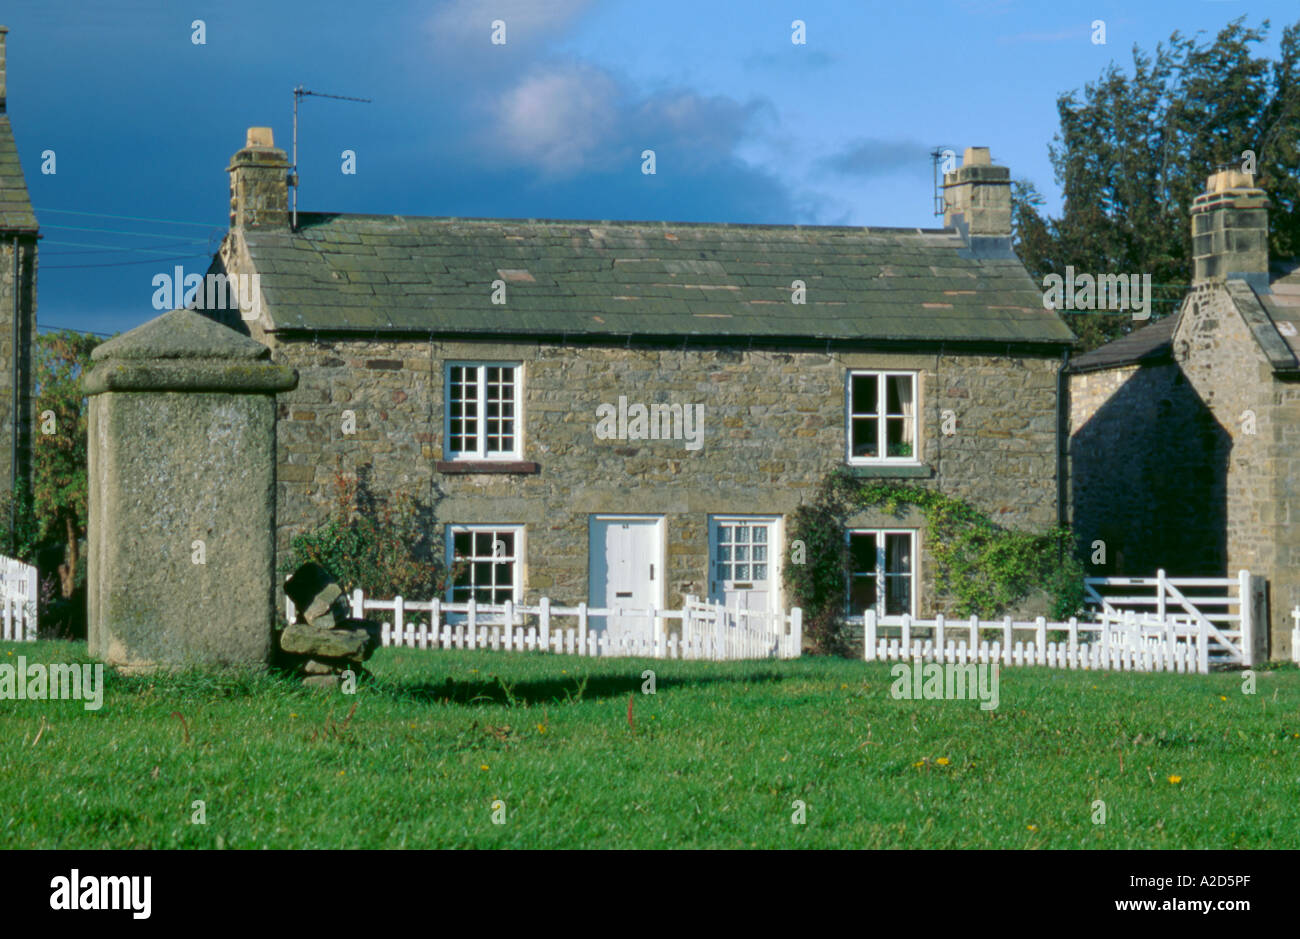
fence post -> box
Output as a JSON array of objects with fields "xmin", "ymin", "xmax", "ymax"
[
  {"xmin": 1035, "ymin": 616, "xmax": 1046, "ymax": 666},
  {"xmin": 468, "ymin": 598, "xmax": 477, "ymax": 650},
  {"xmin": 1292, "ymin": 604, "xmax": 1300, "ymax": 666},
  {"xmin": 540, "ymin": 596, "xmax": 551, "ymax": 652},
  {"xmin": 503, "ymin": 599, "xmax": 514, "ymax": 650},
  {"xmin": 790, "ymin": 607, "xmax": 802, "ymax": 659},
  {"xmin": 394, "ymin": 595, "xmax": 405, "ymax": 648},
  {"xmin": 1198, "ymin": 607, "xmax": 1209, "ymax": 674},
  {"xmin": 935, "ymin": 614, "xmax": 945, "ymax": 662},
  {"xmin": 285, "ymin": 574, "xmax": 297, "ymax": 625},
  {"xmin": 351, "ymin": 588, "xmax": 364, "ymax": 619},
  {"xmin": 863, "ymin": 609, "xmax": 877, "ymax": 661},
  {"xmin": 1002, "ymin": 616, "xmax": 1012, "ymax": 665},
  {"xmin": 578, "ymin": 602, "xmax": 588, "ymax": 656},
  {"xmin": 25, "ymin": 562, "xmax": 35, "ymax": 640},
  {"xmin": 1156, "ymin": 568, "xmax": 1167, "ymax": 623}
]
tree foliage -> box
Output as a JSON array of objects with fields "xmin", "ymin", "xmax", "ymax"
[
  {"xmin": 31, "ymin": 330, "xmax": 99, "ymax": 596},
  {"xmin": 1014, "ymin": 16, "xmax": 1300, "ymax": 351}
]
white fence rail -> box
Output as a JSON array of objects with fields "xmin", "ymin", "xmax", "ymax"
[
  {"xmin": 1083, "ymin": 569, "xmax": 1258, "ymax": 666},
  {"xmin": 287, "ymin": 590, "xmax": 801, "ymax": 661},
  {"xmin": 856, "ymin": 609, "xmax": 1220, "ymax": 673},
  {"xmin": 0, "ymin": 554, "xmax": 38, "ymax": 641}
]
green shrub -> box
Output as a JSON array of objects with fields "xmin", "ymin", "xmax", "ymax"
[{"xmin": 281, "ymin": 464, "xmax": 453, "ymax": 600}]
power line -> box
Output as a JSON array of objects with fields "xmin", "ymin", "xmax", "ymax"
[
  {"xmin": 37, "ymin": 322, "xmax": 115, "ymax": 338},
  {"xmin": 42, "ymin": 224, "xmax": 216, "ymax": 242},
  {"xmin": 40, "ymin": 252, "xmax": 212, "ymax": 270},
  {"xmin": 34, "ymin": 207, "xmax": 222, "ymax": 228},
  {"xmin": 41, "ymin": 239, "xmax": 213, "ymax": 256},
  {"xmin": 43, "ymin": 240, "xmax": 211, "ymax": 255}
]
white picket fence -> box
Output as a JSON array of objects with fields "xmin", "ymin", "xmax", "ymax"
[
  {"xmin": 857, "ymin": 609, "xmax": 1219, "ymax": 673},
  {"xmin": 0, "ymin": 554, "xmax": 38, "ymax": 641},
  {"xmin": 286, "ymin": 590, "xmax": 802, "ymax": 661}
]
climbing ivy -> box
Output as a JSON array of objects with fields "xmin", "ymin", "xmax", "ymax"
[{"xmin": 785, "ymin": 470, "xmax": 1085, "ymax": 653}]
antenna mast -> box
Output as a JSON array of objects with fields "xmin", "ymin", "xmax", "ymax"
[
  {"xmin": 291, "ymin": 86, "xmax": 372, "ymax": 230},
  {"xmin": 930, "ymin": 146, "xmax": 953, "ymax": 217}
]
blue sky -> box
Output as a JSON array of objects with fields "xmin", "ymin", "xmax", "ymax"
[{"xmin": 4, "ymin": 0, "xmax": 1296, "ymax": 335}]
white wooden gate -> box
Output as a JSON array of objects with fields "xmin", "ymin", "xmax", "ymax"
[{"xmin": 1083, "ymin": 569, "xmax": 1259, "ymax": 666}]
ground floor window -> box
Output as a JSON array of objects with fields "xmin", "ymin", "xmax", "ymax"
[
  {"xmin": 847, "ymin": 529, "xmax": 915, "ymax": 616},
  {"xmin": 446, "ymin": 525, "xmax": 523, "ymax": 604}
]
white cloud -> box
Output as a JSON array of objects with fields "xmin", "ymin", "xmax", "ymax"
[{"xmin": 494, "ymin": 65, "xmax": 620, "ymax": 174}]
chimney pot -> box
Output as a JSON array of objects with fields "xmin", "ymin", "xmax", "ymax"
[{"xmin": 246, "ymin": 126, "xmax": 274, "ymax": 148}]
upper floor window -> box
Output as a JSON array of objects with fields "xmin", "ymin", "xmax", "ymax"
[
  {"xmin": 446, "ymin": 363, "xmax": 521, "ymax": 460},
  {"xmin": 847, "ymin": 370, "xmax": 917, "ymax": 462}
]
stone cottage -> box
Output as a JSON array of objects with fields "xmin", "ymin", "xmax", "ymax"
[
  {"xmin": 1069, "ymin": 167, "xmax": 1298, "ymax": 659},
  {"xmin": 0, "ymin": 25, "xmax": 36, "ymax": 507},
  {"xmin": 198, "ymin": 131, "xmax": 1075, "ymax": 638}
]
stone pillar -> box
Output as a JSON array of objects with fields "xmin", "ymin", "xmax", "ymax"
[{"xmin": 85, "ymin": 308, "xmax": 297, "ymax": 670}]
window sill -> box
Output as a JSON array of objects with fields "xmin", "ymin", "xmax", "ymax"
[
  {"xmin": 843, "ymin": 462, "xmax": 933, "ymax": 479},
  {"xmin": 436, "ymin": 460, "xmax": 539, "ymax": 475}
]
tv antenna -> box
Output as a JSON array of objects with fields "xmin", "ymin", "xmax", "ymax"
[
  {"xmin": 291, "ymin": 86, "xmax": 372, "ymax": 230},
  {"xmin": 930, "ymin": 146, "xmax": 954, "ymax": 217}
]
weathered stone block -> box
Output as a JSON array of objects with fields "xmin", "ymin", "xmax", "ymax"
[{"xmin": 85, "ymin": 308, "xmax": 297, "ymax": 670}]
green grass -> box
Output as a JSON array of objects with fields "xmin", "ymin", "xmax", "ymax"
[{"xmin": 2, "ymin": 640, "xmax": 1298, "ymax": 848}]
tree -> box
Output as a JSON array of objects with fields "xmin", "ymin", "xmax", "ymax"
[
  {"xmin": 31, "ymin": 330, "xmax": 100, "ymax": 597},
  {"xmin": 1016, "ymin": 16, "xmax": 1300, "ymax": 351}
]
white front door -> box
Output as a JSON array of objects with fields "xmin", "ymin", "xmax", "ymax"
[
  {"xmin": 589, "ymin": 516, "xmax": 663, "ymax": 642},
  {"xmin": 709, "ymin": 517, "xmax": 779, "ymax": 615}
]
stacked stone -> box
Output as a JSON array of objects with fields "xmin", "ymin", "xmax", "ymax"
[{"xmin": 280, "ymin": 563, "xmax": 380, "ymax": 688}]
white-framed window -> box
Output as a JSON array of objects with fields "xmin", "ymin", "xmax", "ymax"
[
  {"xmin": 847, "ymin": 529, "xmax": 915, "ymax": 617},
  {"xmin": 847, "ymin": 370, "xmax": 918, "ymax": 462},
  {"xmin": 446, "ymin": 525, "xmax": 524, "ymax": 604},
  {"xmin": 445, "ymin": 362, "xmax": 522, "ymax": 460}
]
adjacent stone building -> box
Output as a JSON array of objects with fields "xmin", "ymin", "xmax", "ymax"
[
  {"xmin": 1069, "ymin": 168, "xmax": 1299, "ymax": 659},
  {"xmin": 0, "ymin": 25, "xmax": 36, "ymax": 506},
  {"xmin": 198, "ymin": 133, "xmax": 1076, "ymax": 639}
]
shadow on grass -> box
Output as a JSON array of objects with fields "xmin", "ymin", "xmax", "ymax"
[{"xmin": 369, "ymin": 669, "xmax": 793, "ymax": 707}]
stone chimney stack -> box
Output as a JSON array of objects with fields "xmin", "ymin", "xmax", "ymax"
[
  {"xmin": 227, "ymin": 127, "xmax": 290, "ymax": 230},
  {"xmin": 1191, "ymin": 168, "xmax": 1269, "ymax": 288},
  {"xmin": 942, "ymin": 146, "xmax": 1012, "ymax": 238},
  {"xmin": 1, "ymin": 26, "xmax": 9, "ymax": 113}
]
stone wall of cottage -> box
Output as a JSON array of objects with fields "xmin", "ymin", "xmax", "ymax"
[
  {"xmin": 253, "ymin": 332, "xmax": 1063, "ymax": 638},
  {"xmin": 1175, "ymin": 283, "xmax": 1290, "ymax": 657},
  {"xmin": 0, "ymin": 235, "xmax": 34, "ymax": 497},
  {"xmin": 1068, "ymin": 360, "xmax": 1226, "ymax": 577}
]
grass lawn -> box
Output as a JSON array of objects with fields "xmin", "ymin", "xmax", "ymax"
[{"xmin": 2, "ymin": 640, "xmax": 1298, "ymax": 848}]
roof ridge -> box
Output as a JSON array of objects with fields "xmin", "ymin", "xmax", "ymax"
[{"xmin": 293, "ymin": 211, "xmax": 955, "ymax": 236}]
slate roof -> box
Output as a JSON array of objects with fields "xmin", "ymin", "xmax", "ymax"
[
  {"xmin": 1256, "ymin": 260, "xmax": 1300, "ymax": 368},
  {"xmin": 239, "ymin": 212, "xmax": 1077, "ymax": 345},
  {"xmin": 1068, "ymin": 315, "xmax": 1179, "ymax": 373},
  {"xmin": 1073, "ymin": 260, "xmax": 1300, "ymax": 375},
  {"xmin": 0, "ymin": 115, "xmax": 36, "ymax": 231}
]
